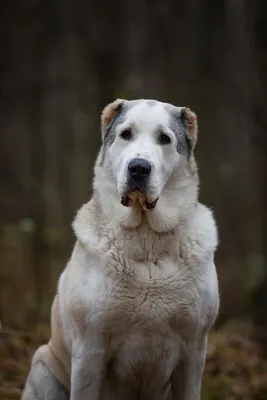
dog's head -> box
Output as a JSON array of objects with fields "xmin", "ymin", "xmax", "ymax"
[{"xmin": 95, "ymin": 99, "xmax": 199, "ymax": 231}]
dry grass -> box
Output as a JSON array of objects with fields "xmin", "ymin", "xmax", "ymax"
[{"xmin": 0, "ymin": 320, "xmax": 267, "ymax": 399}]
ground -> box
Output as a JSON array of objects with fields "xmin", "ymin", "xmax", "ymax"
[{"xmin": 0, "ymin": 320, "xmax": 267, "ymax": 400}]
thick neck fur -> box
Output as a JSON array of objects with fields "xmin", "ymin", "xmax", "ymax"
[
  {"xmin": 72, "ymin": 150, "xmax": 200, "ymax": 262},
  {"xmin": 72, "ymin": 161, "xmax": 200, "ymax": 262}
]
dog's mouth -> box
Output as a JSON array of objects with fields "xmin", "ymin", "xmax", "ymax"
[{"xmin": 121, "ymin": 191, "xmax": 158, "ymax": 210}]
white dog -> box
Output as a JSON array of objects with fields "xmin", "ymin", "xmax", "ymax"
[{"xmin": 22, "ymin": 99, "xmax": 219, "ymax": 400}]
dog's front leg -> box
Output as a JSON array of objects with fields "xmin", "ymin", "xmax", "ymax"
[
  {"xmin": 70, "ymin": 336, "xmax": 106, "ymax": 400},
  {"xmin": 171, "ymin": 335, "xmax": 207, "ymax": 400}
]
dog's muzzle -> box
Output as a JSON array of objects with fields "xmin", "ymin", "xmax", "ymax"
[{"xmin": 121, "ymin": 159, "xmax": 158, "ymax": 209}]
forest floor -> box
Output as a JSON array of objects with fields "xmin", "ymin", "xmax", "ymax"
[{"xmin": 0, "ymin": 320, "xmax": 267, "ymax": 400}]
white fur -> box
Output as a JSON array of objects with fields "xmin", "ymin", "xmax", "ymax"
[
  {"xmin": 112, "ymin": 102, "xmax": 178, "ymax": 199},
  {"xmin": 22, "ymin": 99, "xmax": 219, "ymax": 400}
]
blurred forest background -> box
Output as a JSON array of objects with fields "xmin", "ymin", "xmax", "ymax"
[{"xmin": 1, "ymin": 0, "xmax": 267, "ymax": 399}]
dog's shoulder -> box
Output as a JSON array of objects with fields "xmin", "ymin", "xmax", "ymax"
[
  {"xmin": 180, "ymin": 203, "xmax": 219, "ymax": 329},
  {"xmin": 180, "ymin": 202, "xmax": 218, "ymax": 265},
  {"xmin": 72, "ymin": 197, "xmax": 112, "ymax": 254},
  {"xmin": 191, "ymin": 202, "xmax": 218, "ymax": 251}
]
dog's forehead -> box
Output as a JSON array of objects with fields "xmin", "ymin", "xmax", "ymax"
[{"xmin": 125, "ymin": 100, "xmax": 182, "ymax": 128}]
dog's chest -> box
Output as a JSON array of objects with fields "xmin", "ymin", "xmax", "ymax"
[
  {"xmin": 85, "ymin": 231, "xmax": 200, "ymax": 333},
  {"xmin": 99, "ymin": 254, "xmax": 191, "ymax": 383},
  {"xmin": 83, "ymin": 231, "xmax": 201, "ymax": 383}
]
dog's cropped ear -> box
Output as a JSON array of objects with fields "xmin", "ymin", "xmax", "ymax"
[
  {"xmin": 101, "ymin": 99, "xmax": 124, "ymax": 141},
  {"xmin": 180, "ymin": 107, "xmax": 198, "ymax": 151}
]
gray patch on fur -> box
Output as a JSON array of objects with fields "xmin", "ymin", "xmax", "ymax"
[
  {"xmin": 100, "ymin": 100, "xmax": 147, "ymax": 164},
  {"xmin": 100, "ymin": 104, "xmax": 128, "ymax": 165},
  {"xmin": 165, "ymin": 105, "xmax": 191, "ymax": 157},
  {"xmin": 146, "ymin": 99, "xmax": 157, "ymax": 107},
  {"xmin": 100, "ymin": 99, "xmax": 191, "ymax": 164}
]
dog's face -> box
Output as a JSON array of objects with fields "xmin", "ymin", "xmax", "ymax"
[{"xmin": 99, "ymin": 99, "xmax": 198, "ymax": 211}]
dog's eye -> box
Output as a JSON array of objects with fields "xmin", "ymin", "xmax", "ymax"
[
  {"xmin": 158, "ymin": 132, "xmax": 171, "ymax": 145},
  {"xmin": 120, "ymin": 129, "xmax": 132, "ymax": 140}
]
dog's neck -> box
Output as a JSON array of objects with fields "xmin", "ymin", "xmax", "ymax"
[
  {"xmin": 93, "ymin": 165, "xmax": 199, "ymax": 234},
  {"xmin": 72, "ymin": 167, "xmax": 199, "ymax": 259}
]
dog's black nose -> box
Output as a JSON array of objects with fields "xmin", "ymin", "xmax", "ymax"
[{"xmin": 128, "ymin": 158, "xmax": 152, "ymax": 182}]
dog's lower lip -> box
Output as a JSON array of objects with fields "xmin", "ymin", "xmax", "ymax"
[
  {"xmin": 121, "ymin": 192, "xmax": 158, "ymax": 210},
  {"xmin": 145, "ymin": 198, "xmax": 158, "ymax": 210},
  {"xmin": 121, "ymin": 196, "xmax": 131, "ymax": 207}
]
